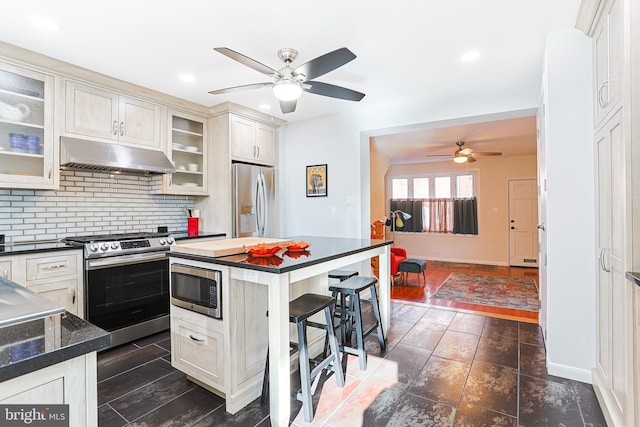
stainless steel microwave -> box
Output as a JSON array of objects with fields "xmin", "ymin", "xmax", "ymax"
[{"xmin": 170, "ymin": 264, "xmax": 222, "ymax": 319}]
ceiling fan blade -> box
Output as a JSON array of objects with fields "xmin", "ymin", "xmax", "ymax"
[
  {"xmin": 214, "ymin": 47, "xmax": 282, "ymax": 78},
  {"xmin": 208, "ymin": 82, "xmax": 272, "ymax": 95},
  {"xmin": 460, "ymin": 148, "xmax": 473, "ymax": 155},
  {"xmin": 466, "ymin": 156, "xmax": 477, "ymax": 163},
  {"xmin": 425, "ymin": 154, "xmax": 451, "ymax": 157},
  {"xmin": 469, "ymin": 152, "xmax": 502, "ymax": 157},
  {"xmin": 304, "ymin": 81, "xmax": 365, "ymax": 101},
  {"xmin": 294, "ymin": 47, "xmax": 356, "ymax": 81},
  {"xmin": 279, "ymin": 100, "xmax": 297, "ymax": 114}
]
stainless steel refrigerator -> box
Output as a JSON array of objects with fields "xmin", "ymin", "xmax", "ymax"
[{"xmin": 232, "ymin": 163, "xmax": 276, "ymax": 238}]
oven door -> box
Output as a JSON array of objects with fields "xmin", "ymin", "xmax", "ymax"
[{"xmin": 85, "ymin": 252, "xmax": 169, "ymax": 332}]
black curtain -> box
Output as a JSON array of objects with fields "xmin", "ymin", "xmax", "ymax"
[
  {"xmin": 453, "ymin": 197, "xmax": 478, "ymax": 235},
  {"xmin": 389, "ymin": 200, "xmax": 423, "ymax": 232}
]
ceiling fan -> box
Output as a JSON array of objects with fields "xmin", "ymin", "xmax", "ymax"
[
  {"xmin": 426, "ymin": 141, "xmax": 502, "ymax": 163},
  {"xmin": 208, "ymin": 47, "xmax": 365, "ymax": 114}
]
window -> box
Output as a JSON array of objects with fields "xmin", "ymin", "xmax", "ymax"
[{"xmin": 388, "ymin": 172, "xmax": 477, "ymax": 235}]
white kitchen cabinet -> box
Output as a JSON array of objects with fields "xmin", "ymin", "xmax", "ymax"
[
  {"xmin": 0, "ymin": 260, "xmax": 10, "ymax": 280},
  {"xmin": 577, "ymin": 0, "xmax": 637, "ymax": 424},
  {"xmin": 0, "ymin": 61, "xmax": 56, "ymax": 189},
  {"xmin": 170, "ymin": 306, "xmax": 225, "ymax": 391},
  {"xmin": 163, "ymin": 110, "xmax": 208, "ymax": 195},
  {"xmin": 592, "ymin": 0, "xmax": 623, "ymax": 126},
  {"xmin": 65, "ymin": 80, "xmax": 162, "ymax": 148},
  {"xmin": 11, "ymin": 250, "xmax": 83, "ymax": 317},
  {"xmin": 0, "ymin": 352, "xmax": 98, "ymax": 427},
  {"xmin": 230, "ymin": 114, "xmax": 277, "ymax": 165}
]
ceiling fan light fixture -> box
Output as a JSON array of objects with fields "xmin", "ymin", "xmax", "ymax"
[
  {"xmin": 273, "ymin": 80, "xmax": 303, "ymax": 101},
  {"xmin": 453, "ymin": 155, "xmax": 468, "ymax": 163}
]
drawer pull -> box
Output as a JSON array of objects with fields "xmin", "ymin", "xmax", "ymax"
[
  {"xmin": 42, "ymin": 263, "xmax": 66, "ymax": 270},
  {"xmin": 189, "ymin": 334, "xmax": 204, "ymax": 343}
]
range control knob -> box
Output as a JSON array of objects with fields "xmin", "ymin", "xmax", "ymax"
[
  {"xmin": 111, "ymin": 242, "xmax": 119, "ymax": 249},
  {"xmin": 89, "ymin": 243, "xmax": 99, "ymax": 252},
  {"xmin": 100, "ymin": 243, "xmax": 109, "ymax": 251},
  {"xmin": 159, "ymin": 238, "xmax": 167, "ymax": 245},
  {"xmin": 167, "ymin": 237, "xmax": 175, "ymax": 245}
]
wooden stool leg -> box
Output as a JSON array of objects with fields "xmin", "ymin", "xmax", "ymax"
[
  {"xmin": 297, "ymin": 320, "xmax": 313, "ymax": 423},
  {"xmin": 353, "ymin": 293, "xmax": 367, "ymax": 371},
  {"xmin": 324, "ymin": 307, "xmax": 344, "ymax": 387},
  {"xmin": 369, "ymin": 285, "xmax": 386, "ymax": 352}
]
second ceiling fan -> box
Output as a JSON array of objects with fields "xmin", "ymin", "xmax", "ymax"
[
  {"xmin": 209, "ymin": 47, "xmax": 365, "ymax": 114},
  {"xmin": 426, "ymin": 141, "xmax": 502, "ymax": 163}
]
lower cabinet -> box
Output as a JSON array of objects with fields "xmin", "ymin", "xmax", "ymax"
[
  {"xmin": 170, "ymin": 306, "xmax": 225, "ymax": 392},
  {"xmin": 8, "ymin": 250, "xmax": 83, "ymax": 317},
  {"xmin": 0, "ymin": 352, "xmax": 98, "ymax": 427}
]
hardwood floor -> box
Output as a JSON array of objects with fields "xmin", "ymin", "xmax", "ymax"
[{"xmin": 390, "ymin": 261, "xmax": 539, "ymax": 323}]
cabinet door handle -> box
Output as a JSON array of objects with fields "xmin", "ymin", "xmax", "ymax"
[
  {"xmin": 189, "ymin": 334, "xmax": 204, "ymax": 343},
  {"xmin": 113, "ymin": 120, "xmax": 118, "ymax": 135},
  {"xmin": 598, "ymin": 81, "xmax": 610, "ymax": 108},
  {"xmin": 120, "ymin": 121, "xmax": 125, "ymax": 136},
  {"xmin": 72, "ymin": 288, "xmax": 76, "ymax": 305},
  {"xmin": 256, "ymin": 146, "xmax": 260, "ymax": 158},
  {"xmin": 47, "ymin": 162, "xmax": 52, "ymax": 179},
  {"xmin": 2, "ymin": 269, "xmax": 7, "ymax": 279}
]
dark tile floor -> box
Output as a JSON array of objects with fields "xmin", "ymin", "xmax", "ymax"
[{"xmin": 97, "ymin": 302, "xmax": 607, "ymax": 426}]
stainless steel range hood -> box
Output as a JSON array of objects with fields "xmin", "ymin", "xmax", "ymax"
[{"xmin": 60, "ymin": 137, "xmax": 176, "ymax": 175}]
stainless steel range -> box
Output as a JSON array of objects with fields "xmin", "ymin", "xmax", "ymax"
[{"xmin": 64, "ymin": 232, "xmax": 175, "ymax": 348}]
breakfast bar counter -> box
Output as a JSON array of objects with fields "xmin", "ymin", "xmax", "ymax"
[{"xmin": 169, "ymin": 236, "xmax": 392, "ymax": 427}]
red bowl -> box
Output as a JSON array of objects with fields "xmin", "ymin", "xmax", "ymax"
[
  {"xmin": 245, "ymin": 243, "xmax": 282, "ymax": 257},
  {"xmin": 285, "ymin": 241, "xmax": 310, "ymax": 252}
]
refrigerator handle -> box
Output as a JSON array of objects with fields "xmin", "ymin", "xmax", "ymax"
[
  {"xmin": 260, "ymin": 171, "xmax": 268, "ymax": 237},
  {"xmin": 255, "ymin": 174, "xmax": 263, "ymax": 237}
]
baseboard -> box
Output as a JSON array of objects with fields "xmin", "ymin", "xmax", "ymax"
[
  {"xmin": 424, "ymin": 257, "xmax": 509, "ymax": 267},
  {"xmin": 546, "ymin": 359, "xmax": 592, "ymax": 383}
]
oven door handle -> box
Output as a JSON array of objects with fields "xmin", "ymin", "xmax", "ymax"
[{"xmin": 86, "ymin": 252, "xmax": 168, "ymax": 269}]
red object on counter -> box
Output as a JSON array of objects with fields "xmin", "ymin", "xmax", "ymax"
[{"xmin": 187, "ymin": 217, "xmax": 199, "ymax": 236}]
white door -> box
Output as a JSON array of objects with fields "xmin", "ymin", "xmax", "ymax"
[
  {"xmin": 508, "ymin": 179, "xmax": 539, "ymax": 267},
  {"xmin": 537, "ymin": 102, "xmax": 548, "ymax": 337}
]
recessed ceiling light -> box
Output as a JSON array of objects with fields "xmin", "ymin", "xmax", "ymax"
[
  {"xmin": 460, "ymin": 51, "xmax": 480, "ymax": 62},
  {"xmin": 259, "ymin": 104, "xmax": 271, "ymax": 110},
  {"xmin": 29, "ymin": 16, "xmax": 61, "ymax": 31},
  {"xmin": 179, "ymin": 74, "xmax": 196, "ymax": 82}
]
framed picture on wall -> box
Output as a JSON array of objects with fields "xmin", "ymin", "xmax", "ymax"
[{"xmin": 306, "ymin": 164, "xmax": 327, "ymax": 197}]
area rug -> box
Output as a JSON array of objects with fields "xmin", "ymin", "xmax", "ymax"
[
  {"xmin": 433, "ymin": 272, "xmax": 539, "ymax": 312},
  {"xmin": 427, "ymin": 261, "xmax": 499, "ymax": 272}
]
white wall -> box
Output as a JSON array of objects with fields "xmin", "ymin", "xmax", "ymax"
[{"xmin": 541, "ymin": 29, "xmax": 595, "ymax": 382}]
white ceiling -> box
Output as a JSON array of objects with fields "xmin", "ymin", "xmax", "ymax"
[{"xmin": 0, "ymin": 1, "xmax": 581, "ymax": 162}]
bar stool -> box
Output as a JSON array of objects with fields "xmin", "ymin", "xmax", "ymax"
[
  {"xmin": 261, "ymin": 293, "xmax": 344, "ymax": 423},
  {"xmin": 328, "ymin": 269, "xmax": 359, "ymax": 281},
  {"xmin": 329, "ymin": 276, "xmax": 386, "ymax": 370}
]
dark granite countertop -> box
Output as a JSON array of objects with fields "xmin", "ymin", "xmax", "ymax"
[
  {"xmin": 0, "ymin": 240, "xmax": 79, "ymax": 257},
  {"xmin": 169, "ymin": 235, "xmax": 391, "ymax": 273},
  {"xmin": 171, "ymin": 231, "xmax": 226, "ymax": 241},
  {"xmin": 625, "ymin": 272, "xmax": 640, "ymax": 287},
  {"xmin": 0, "ymin": 310, "xmax": 110, "ymax": 382}
]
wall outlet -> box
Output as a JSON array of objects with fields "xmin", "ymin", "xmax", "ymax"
[{"xmin": 346, "ymin": 196, "xmax": 354, "ymax": 206}]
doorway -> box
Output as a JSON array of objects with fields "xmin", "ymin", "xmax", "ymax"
[{"xmin": 508, "ymin": 179, "xmax": 539, "ymax": 267}]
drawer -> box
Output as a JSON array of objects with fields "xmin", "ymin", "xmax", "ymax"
[
  {"xmin": 171, "ymin": 316, "xmax": 224, "ymax": 390},
  {"xmin": 26, "ymin": 253, "xmax": 78, "ymax": 281}
]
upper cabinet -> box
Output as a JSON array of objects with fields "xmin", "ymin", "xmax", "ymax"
[
  {"xmin": 0, "ymin": 61, "xmax": 56, "ymax": 189},
  {"xmin": 591, "ymin": 0, "xmax": 623, "ymax": 126},
  {"xmin": 230, "ymin": 114, "xmax": 277, "ymax": 165},
  {"xmin": 163, "ymin": 110, "xmax": 208, "ymax": 195},
  {"xmin": 65, "ymin": 80, "xmax": 162, "ymax": 149}
]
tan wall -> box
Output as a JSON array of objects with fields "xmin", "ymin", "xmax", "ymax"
[
  {"xmin": 385, "ymin": 154, "xmax": 537, "ymax": 265},
  {"xmin": 369, "ymin": 143, "xmax": 391, "ymax": 227}
]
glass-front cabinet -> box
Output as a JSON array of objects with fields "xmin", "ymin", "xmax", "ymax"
[
  {"xmin": 0, "ymin": 62, "xmax": 55, "ymax": 189},
  {"xmin": 163, "ymin": 110, "xmax": 207, "ymax": 195}
]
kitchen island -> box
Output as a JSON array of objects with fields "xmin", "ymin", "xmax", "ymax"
[
  {"xmin": 169, "ymin": 236, "xmax": 391, "ymax": 427},
  {"xmin": 0, "ymin": 276, "xmax": 110, "ymax": 427}
]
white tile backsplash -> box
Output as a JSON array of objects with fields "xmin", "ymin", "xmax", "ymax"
[{"xmin": 1, "ymin": 171, "xmax": 195, "ymax": 243}]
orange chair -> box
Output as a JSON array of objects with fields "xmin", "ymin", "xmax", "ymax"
[{"xmin": 370, "ymin": 220, "xmax": 385, "ymax": 239}]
